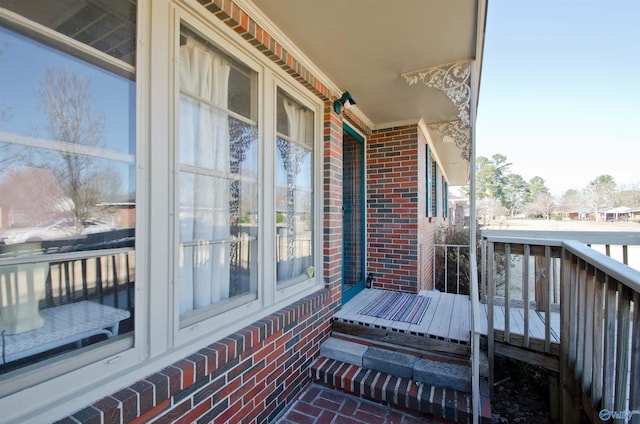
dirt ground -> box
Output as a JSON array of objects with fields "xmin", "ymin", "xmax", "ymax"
[{"xmin": 490, "ymin": 356, "xmax": 557, "ymax": 424}]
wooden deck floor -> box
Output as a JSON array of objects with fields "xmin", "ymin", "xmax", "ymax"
[{"xmin": 334, "ymin": 288, "xmax": 561, "ymax": 347}]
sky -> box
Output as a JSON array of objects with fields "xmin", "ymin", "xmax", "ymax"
[{"xmin": 476, "ymin": 0, "xmax": 640, "ymax": 196}]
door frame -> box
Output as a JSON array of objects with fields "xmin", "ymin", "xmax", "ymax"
[{"xmin": 341, "ymin": 123, "xmax": 366, "ymax": 303}]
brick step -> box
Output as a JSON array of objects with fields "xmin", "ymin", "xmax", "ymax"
[{"xmin": 313, "ymin": 337, "xmax": 491, "ymax": 423}]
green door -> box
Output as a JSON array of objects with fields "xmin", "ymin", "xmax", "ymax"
[{"xmin": 342, "ymin": 124, "xmax": 366, "ymax": 303}]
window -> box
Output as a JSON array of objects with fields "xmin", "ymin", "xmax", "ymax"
[
  {"xmin": 275, "ymin": 89, "xmax": 314, "ymax": 286},
  {"xmin": 177, "ymin": 25, "xmax": 258, "ymax": 325},
  {"xmin": 0, "ymin": 0, "xmax": 322, "ymax": 410},
  {"xmin": 0, "ymin": 1, "xmax": 136, "ymax": 389}
]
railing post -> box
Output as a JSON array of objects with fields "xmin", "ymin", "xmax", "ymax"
[{"xmin": 560, "ymin": 248, "xmax": 580, "ymax": 423}]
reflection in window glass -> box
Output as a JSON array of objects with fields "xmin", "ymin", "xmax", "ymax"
[
  {"xmin": 276, "ymin": 89, "xmax": 314, "ymax": 285},
  {"xmin": 178, "ymin": 26, "xmax": 258, "ymax": 323},
  {"xmin": 0, "ymin": 0, "xmax": 137, "ymax": 66},
  {"xmin": 0, "ymin": 3, "xmax": 135, "ymax": 380}
]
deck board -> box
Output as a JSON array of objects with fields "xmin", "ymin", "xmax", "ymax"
[
  {"xmin": 426, "ymin": 292, "xmax": 456, "ymax": 339},
  {"xmin": 336, "ymin": 289, "xmax": 561, "ymax": 349}
]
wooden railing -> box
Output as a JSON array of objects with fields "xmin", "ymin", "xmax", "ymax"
[
  {"xmin": 0, "ymin": 247, "xmax": 135, "ymax": 369},
  {"xmin": 481, "ymin": 230, "xmax": 640, "ymax": 423}
]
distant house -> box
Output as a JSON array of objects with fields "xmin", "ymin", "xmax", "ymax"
[
  {"xmin": 601, "ymin": 206, "xmax": 630, "ymax": 222},
  {"xmin": 0, "ymin": 167, "xmax": 72, "ymax": 230}
]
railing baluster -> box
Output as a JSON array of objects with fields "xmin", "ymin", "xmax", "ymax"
[
  {"xmin": 576, "ymin": 259, "xmax": 586, "ymax": 380},
  {"xmin": 568, "ymin": 255, "xmax": 579, "ymax": 369},
  {"xmin": 432, "ymin": 243, "xmax": 436, "ymax": 290},
  {"xmin": 545, "ymin": 246, "xmax": 552, "ymax": 353},
  {"xmin": 444, "ymin": 245, "xmax": 448, "ymax": 293},
  {"xmin": 45, "ymin": 266, "xmax": 54, "ymax": 308},
  {"xmin": 582, "ymin": 266, "xmax": 595, "ymax": 393},
  {"xmin": 591, "ymin": 270, "xmax": 605, "ymax": 410},
  {"xmin": 56, "ymin": 263, "xmax": 63, "ymax": 303},
  {"xmin": 126, "ymin": 252, "xmax": 133, "ymax": 311},
  {"xmin": 615, "ymin": 284, "xmax": 631, "ymax": 416},
  {"xmin": 96, "ymin": 256, "xmax": 104, "ymax": 304},
  {"xmin": 623, "ymin": 244, "xmax": 629, "ymax": 266},
  {"xmin": 112, "ymin": 254, "xmax": 119, "ymax": 309},
  {"xmin": 481, "ymin": 239, "xmax": 487, "ymax": 302},
  {"xmin": 456, "ymin": 245, "xmax": 461, "ymax": 294},
  {"xmin": 553, "ymin": 257, "xmax": 559, "ymax": 304},
  {"xmin": 63, "ymin": 261, "xmax": 72, "ymax": 304},
  {"xmin": 81, "ymin": 258, "xmax": 89, "ymax": 300},
  {"xmin": 603, "ymin": 276, "xmax": 617, "ymax": 411},
  {"xmin": 504, "ymin": 243, "xmax": 511, "ymax": 344},
  {"xmin": 523, "ymin": 244, "xmax": 530, "ymax": 348}
]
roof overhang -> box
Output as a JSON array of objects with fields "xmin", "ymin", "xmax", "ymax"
[{"xmin": 245, "ymin": 0, "xmax": 487, "ymax": 185}]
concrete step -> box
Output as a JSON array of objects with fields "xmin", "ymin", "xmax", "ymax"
[{"xmin": 314, "ymin": 337, "xmax": 492, "ymax": 423}]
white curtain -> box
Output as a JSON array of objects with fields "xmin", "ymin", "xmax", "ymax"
[
  {"xmin": 283, "ymin": 100, "xmax": 307, "ymax": 144},
  {"xmin": 179, "ymin": 37, "xmax": 231, "ymax": 317},
  {"xmin": 278, "ymin": 98, "xmax": 312, "ymax": 281}
]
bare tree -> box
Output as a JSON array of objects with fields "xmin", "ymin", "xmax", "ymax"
[
  {"xmin": 36, "ymin": 68, "xmax": 117, "ymax": 225},
  {"xmin": 526, "ymin": 192, "xmax": 556, "ymax": 220},
  {"xmin": 583, "ymin": 175, "xmax": 616, "ymax": 222}
]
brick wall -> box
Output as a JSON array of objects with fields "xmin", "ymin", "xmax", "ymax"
[
  {"xmin": 57, "ymin": 290, "xmax": 333, "ymax": 424},
  {"xmin": 367, "ymin": 125, "xmax": 419, "ymax": 293}
]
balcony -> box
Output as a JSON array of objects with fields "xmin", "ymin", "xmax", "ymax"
[{"xmin": 327, "ymin": 227, "xmax": 640, "ymax": 422}]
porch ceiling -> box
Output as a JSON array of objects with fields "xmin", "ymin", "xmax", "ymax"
[{"xmin": 248, "ymin": 0, "xmax": 486, "ymax": 186}]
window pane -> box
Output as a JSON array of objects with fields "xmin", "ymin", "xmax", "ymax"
[
  {"xmin": 178, "ymin": 26, "xmax": 258, "ymax": 323},
  {"xmin": 228, "ymin": 68, "xmax": 253, "ymax": 119},
  {"xmin": 276, "ymin": 90, "xmax": 314, "ymax": 285},
  {"xmin": 0, "ymin": 2, "xmax": 135, "ymax": 381},
  {"xmin": 0, "ymin": 0, "xmax": 137, "ymax": 66}
]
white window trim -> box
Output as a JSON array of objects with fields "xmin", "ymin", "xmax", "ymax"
[
  {"xmin": 171, "ymin": 4, "xmax": 324, "ymax": 348},
  {"xmin": 0, "ymin": 1, "xmax": 148, "ymax": 419},
  {"xmin": 0, "ymin": 0, "xmax": 326, "ymax": 420},
  {"xmin": 272, "ymin": 79, "xmax": 324, "ymax": 303}
]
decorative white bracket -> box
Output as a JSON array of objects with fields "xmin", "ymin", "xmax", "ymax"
[
  {"xmin": 402, "ymin": 60, "xmax": 471, "ymax": 125},
  {"xmin": 427, "ymin": 120, "xmax": 471, "ymax": 161},
  {"xmin": 402, "ymin": 61, "xmax": 472, "ymax": 160}
]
